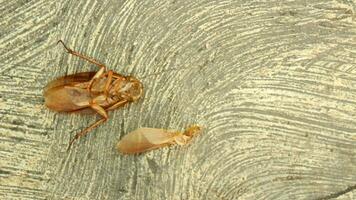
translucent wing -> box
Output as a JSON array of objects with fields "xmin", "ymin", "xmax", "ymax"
[
  {"xmin": 117, "ymin": 125, "xmax": 202, "ymax": 154},
  {"xmin": 117, "ymin": 128, "xmax": 177, "ymax": 154}
]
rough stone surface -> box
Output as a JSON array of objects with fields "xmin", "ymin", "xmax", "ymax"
[{"xmin": 1, "ymin": 0, "xmax": 356, "ymax": 199}]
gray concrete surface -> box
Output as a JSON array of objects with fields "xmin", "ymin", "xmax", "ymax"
[{"xmin": 1, "ymin": 0, "xmax": 356, "ymax": 199}]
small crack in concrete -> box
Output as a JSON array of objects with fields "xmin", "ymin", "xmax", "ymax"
[{"xmin": 315, "ymin": 184, "xmax": 356, "ymax": 200}]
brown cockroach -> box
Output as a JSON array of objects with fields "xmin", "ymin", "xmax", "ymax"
[
  {"xmin": 117, "ymin": 125, "xmax": 202, "ymax": 154},
  {"xmin": 44, "ymin": 40, "xmax": 143, "ymax": 150}
]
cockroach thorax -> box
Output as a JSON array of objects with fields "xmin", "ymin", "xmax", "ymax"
[{"xmin": 112, "ymin": 76, "xmax": 143, "ymax": 101}]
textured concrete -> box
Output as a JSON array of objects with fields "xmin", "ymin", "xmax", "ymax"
[{"xmin": 1, "ymin": 0, "xmax": 356, "ymax": 199}]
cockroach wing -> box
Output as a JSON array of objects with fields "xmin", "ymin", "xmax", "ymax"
[
  {"xmin": 45, "ymin": 86, "xmax": 92, "ymax": 112},
  {"xmin": 44, "ymin": 72, "xmax": 96, "ymax": 112},
  {"xmin": 117, "ymin": 128, "xmax": 177, "ymax": 154},
  {"xmin": 44, "ymin": 72, "xmax": 96, "ymax": 92}
]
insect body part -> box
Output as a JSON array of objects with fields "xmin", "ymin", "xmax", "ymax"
[
  {"xmin": 44, "ymin": 40, "xmax": 143, "ymax": 150},
  {"xmin": 117, "ymin": 125, "xmax": 202, "ymax": 154}
]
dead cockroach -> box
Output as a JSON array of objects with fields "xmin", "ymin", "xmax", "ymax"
[
  {"xmin": 44, "ymin": 40, "xmax": 143, "ymax": 150},
  {"xmin": 117, "ymin": 125, "xmax": 202, "ymax": 154}
]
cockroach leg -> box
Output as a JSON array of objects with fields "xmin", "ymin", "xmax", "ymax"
[
  {"xmin": 104, "ymin": 70, "xmax": 113, "ymax": 96},
  {"xmin": 67, "ymin": 118, "xmax": 106, "ymax": 151},
  {"xmin": 57, "ymin": 40, "xmax": 72, "ymax": 53},
  {"xmin": 91, "ymin": 103, "xmax": 109, "ymax": 119},
  {"xmin": 106, "ymin": 99, "xmax": 128, "ymax": 111},
  {"xmin": 56, "ymin": 40, "xmax": 109, "ymax": 92},
  {"xmin": 67, "ymin": 104, "xmax": 108, "ymax": 151},
  {"xmin": 87, "ymin": 69, "xmax": 113, "ymax": 93},
  {"xmin": 112, "ymin": 73, "xmax": 125, "ymax": 79},
  {"xmin": 87, "ymin": 67, "xmax": 106, "ymax": 92},
  {"xmin": 57, "ymin": 40, "xmax": 106, "ymax": 69}
]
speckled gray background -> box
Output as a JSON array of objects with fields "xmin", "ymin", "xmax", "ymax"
[{"xmin": 1, "ymin": 0, "xmax": 356, "ymax": 199}]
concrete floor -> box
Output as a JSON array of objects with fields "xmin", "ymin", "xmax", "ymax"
[{"xmin": 1, "ymin": 0, "xmax": 356, "ymax": 199}]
